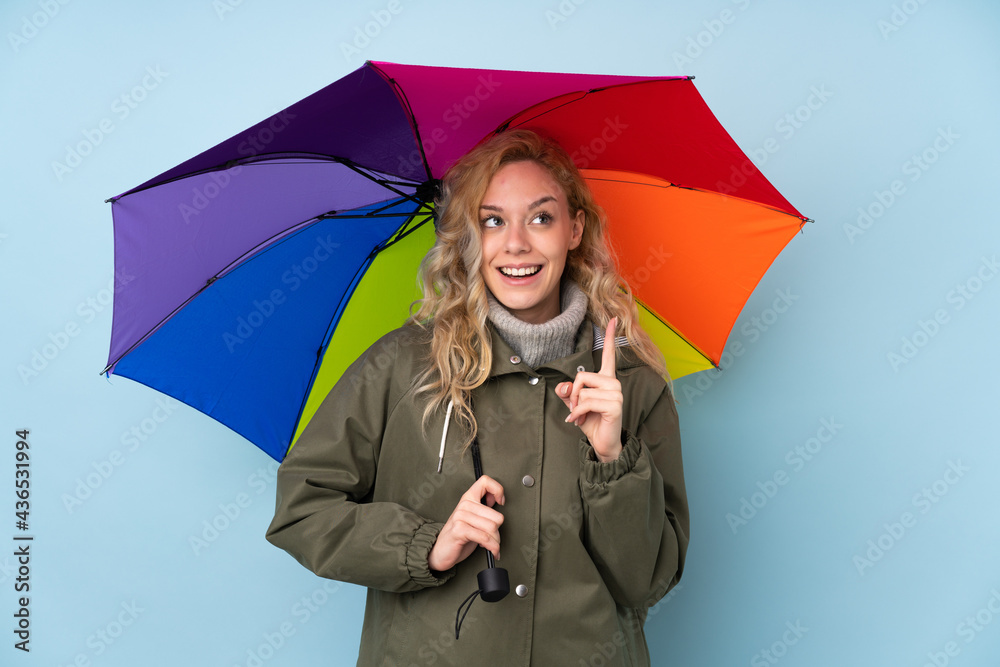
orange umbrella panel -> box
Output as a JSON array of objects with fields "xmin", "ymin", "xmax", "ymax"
[{"xmin": 584, "ymin": 169, "xmax": 806, "ymax": 370}]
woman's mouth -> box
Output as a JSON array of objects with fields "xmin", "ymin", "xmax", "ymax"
[{"xmin": 498, "ymin": 265, "xmax": 541, "ymax": 278}]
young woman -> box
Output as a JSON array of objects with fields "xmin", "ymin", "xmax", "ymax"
[{"xmin": 266, "ymin": 130, "xmax": 689, "ymax": 666}]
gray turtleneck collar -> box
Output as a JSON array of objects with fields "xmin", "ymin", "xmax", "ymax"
[{"xmin": 486, "ymin": 281, "xmax": 588, "ymax": 368}]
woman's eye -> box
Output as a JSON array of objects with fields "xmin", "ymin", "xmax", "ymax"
[
  {"xmin": 481, "ymin": 215, "xmax": 502, "ymax": 228},
  {"xmin": 530, "ymin": 213, "xmax": 552, "ymax": 225}
]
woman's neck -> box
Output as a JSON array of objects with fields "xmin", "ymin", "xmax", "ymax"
[{"xmin": 486, "ymin": 281, "xmax": 588, "ymax": 368}]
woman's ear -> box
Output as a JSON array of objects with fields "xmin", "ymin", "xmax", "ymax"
[{"xmin": 569, "ymin": 209, "xmax": 585, "ymax": 250}]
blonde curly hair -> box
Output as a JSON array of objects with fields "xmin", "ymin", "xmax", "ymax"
[{"xmin": 409, "ymin": 129, "xmax": 666, "ymax": 445}]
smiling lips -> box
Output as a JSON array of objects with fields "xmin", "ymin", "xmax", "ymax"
[{"xmin": 499, "ymin": 265, "xmax": 541, "ymax": 278}]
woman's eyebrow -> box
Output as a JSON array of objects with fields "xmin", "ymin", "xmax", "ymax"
[{"xmin": 479, "ymin": 196, "xmax": 556, "ymax": 212}]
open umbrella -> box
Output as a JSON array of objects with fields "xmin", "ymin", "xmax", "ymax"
[{"xmin": 104, "ymin": 60, "xmax": 809, "ymax": 462}]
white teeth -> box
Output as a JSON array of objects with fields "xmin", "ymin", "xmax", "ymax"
[{"xmin": 500, "ymin": 266, "xmax": 540, "ymax": 277}]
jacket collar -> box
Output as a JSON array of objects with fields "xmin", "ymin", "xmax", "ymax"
[{"xmin": 487, "ymin": 321, "xmax": 645, "ymax": 379}]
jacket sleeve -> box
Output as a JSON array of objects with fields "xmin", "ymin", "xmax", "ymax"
[
  {"xmin": 578, "ymin": 378, "xmax": 689, "ymax": 609},
  {"xmin": 265, "ymin": 332, "xmax": 455, "ymax": 592}
]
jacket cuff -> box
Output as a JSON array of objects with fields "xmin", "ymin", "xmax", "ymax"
[
  {"xmin": 405, "ymin": 520, "xmax": 455, "ymax": 587},
  {"xmin": 581, "ymin": 430, "xmax": 643, "ymax": 485}
]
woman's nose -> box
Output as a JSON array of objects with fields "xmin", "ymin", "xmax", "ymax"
[{"xmin": 503, "ymin": 223, "xmax": 529, "ymax": 253}]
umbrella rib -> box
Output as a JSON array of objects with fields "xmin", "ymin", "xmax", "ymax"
[
  {"xmin": 376, "ymin": 210, "xmax": 433, "ymax": 254},
  {"xmin": 216, "ymin": 197, "xmax": 421, "ymax": 279},
  {"xmin": 634, "ymin": 297, "xmax": 719, "ymax": 371},
  {"xmin": 496, "ymin": 90, "xmax": 589, "ymax": 132},
  {"xmin": 496, "ymin": 77, "xmax": 694, "ymax": 134},
  {"xmin": 380, "ymin": 179, "xmax": 425, "ymax": 187},
  {"xmin": 584, "ymin": 174, "xmax": 813, "ymax": 223},
  {"xmin": 367, "ymin": 61, "xmax": 433, "ymax": 183},
  {"xmin": 367, "ymin": 198, "xmax": 413, "ymax": 216},
  {"xmin": 315, "ymin": 211, "xmax": 422, "ymax": 220},
  {"xmin": 212, "ymin": 215, "xmax": 332, "ymax": 280},
  {"xmin": 336, "ymin": 159, "xmax": 436, "ymax": 214},
  {"xmin": 668, "ymin": 183, "xmax": 813, "ymax": 223},
  {"xmin": 105, "ymin": 152, "xmax": 421, "ymax": 203},
  {"xmin": 102, "ymin": 226, "xmax": 321, "ymax": 375},
  {"xmin": 103, "ymin": 287, "xmax": 206, "ymax": 375}
]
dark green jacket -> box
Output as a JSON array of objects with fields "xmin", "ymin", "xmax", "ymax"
[{"xmin": 266, "ymin": 322, "xmax": 689, "ymax": 666}]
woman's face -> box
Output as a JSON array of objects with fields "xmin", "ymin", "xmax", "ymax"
[{"xmin": 478, "ymin": 160, "xmax": 584, "ymax": 324}]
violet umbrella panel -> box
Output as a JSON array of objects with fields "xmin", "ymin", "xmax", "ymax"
[{"xmin": 104, "ymin": 61, "xmax": 808, "ymax": 462}]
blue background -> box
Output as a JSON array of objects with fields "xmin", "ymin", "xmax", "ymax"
[{"xmin": 2, "ymin": 1, "xmax": 998, "ymax": 665}]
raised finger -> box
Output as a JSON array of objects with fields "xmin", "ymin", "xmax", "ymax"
[{"xmin": 600, "ymin": 317, "xmax": 619, "ymax": 378}]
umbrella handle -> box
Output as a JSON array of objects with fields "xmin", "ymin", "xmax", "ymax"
[
  {"xmin": 454, "ymin": 439, "xmax": 510, "ymax": 640},
  {"xmin": 471, "ymin": 438, "xmax": 510, "ymax": 603}
]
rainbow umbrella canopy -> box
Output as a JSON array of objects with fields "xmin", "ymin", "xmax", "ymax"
[{"xmin": 104, "ymin": 60, "xmax": 808, "ymax": 462}]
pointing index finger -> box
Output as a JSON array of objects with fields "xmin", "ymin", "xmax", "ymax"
[{"xmin": 600, "ymin": 317, "xmax": 618, "ymax": 377}]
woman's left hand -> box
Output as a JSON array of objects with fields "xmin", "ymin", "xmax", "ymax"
[{"xmin": 555, "ymin": 317, "xmax": 623, "ymax": 463}]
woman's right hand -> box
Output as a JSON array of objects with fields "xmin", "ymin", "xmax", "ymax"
[{"xmin": 427, "ymin": 475, "xmax": 505, "ymax": 572}]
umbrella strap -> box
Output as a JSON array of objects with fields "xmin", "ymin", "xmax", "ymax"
[
  {"xmin": 454, "ymin": 587, "xmax": 482, "ymax": 640},
  {"xmin": 454, "ymin": 440, "xmax": 486, "ymax": 640}
]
